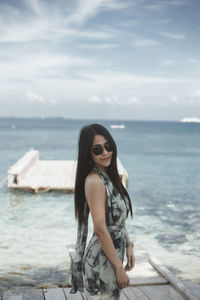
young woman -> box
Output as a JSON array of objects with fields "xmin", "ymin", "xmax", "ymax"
[{"xmin": 70, "ymin": 123, "xmax": 135, "ymax": 299}]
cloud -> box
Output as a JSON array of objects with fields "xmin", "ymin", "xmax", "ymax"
[
  {"xmin": 166, "ymin": 0, "xmax": 188, "ymax": 6},
  {"xmin": 89, "ymin": 95, "xmax": 141, "ymax": 106},
  {"xmin": 0, "ymin": 0, "xmax": 116, "ymax": 44},
  {"xmin": 160, "ymin": 32, "xmax": 186, "ymax": 40},
  {"xmin": 66, "ymin": 0, "xmax": 130, "ymax": 26},
  {"xmin": 26, "ymin": 92, "xmax": 57, "ymax": 105},
  {"xmin": 78, "ymin": 43, "xmax": 118, "ymax": 49},
  {"xmin": 133, "ymin": 39, "xmax": 161, "ymax": 47},
  {"xmin": 194, "ymin": 90, "xmax": 200, "ymax": 98},
  {"xmin": 127, "ymin": 97, "xmax": 141, "ymax": 106},
  {"xmin": 0, "ymin": 0, "xmax": 199, "ymax": 120},
  {"xmin": 169, "ymin": 96, "xmax": 179, "ymax": 103},
  {"xmin": 24, "ymin": 0, "xmax": 43, "ymax": 16},
  {"xmin": 89, "ymin": 96, "xmax": 101, "ymax": 103},
  {"xmin": 158, "ymin": 19, "xmax": 171, "ymax": 24},
  {"xmin": 143, "ymin": 4, "xmax": 162, "ymax": 11},
  {"xmin": 0, "ymin": 50, "xmax": 92, "ymax": 81},
  {"xmin": 161, "ymin": 59, "xmax": 176, "ymax": 66},
  {"xmin": 187, "ymin": 59, "xmax": 198, "ymax": 64}
]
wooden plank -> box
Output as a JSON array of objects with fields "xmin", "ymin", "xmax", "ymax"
[
  {"xmin": 3, "ymin": 290, "xmax": 23, "ymax": 300},
  {"xmin": 149, "ymin": 256, "xmax": 193, "ymax": 300},
  {"xmin": 182, "ymin": 280, "xmax": 200, "ymax": 300},
  {"xmin": 120, "ymin": 290, "xmax": 129, "ymax": 300},
  {"xmin": 23, "ymin": 288, "xmax": 44, "ymax": 300},
  {"xmin": 139, "ymin": 285, "xmax": 175, "ymax": 300},
  {"xmin": 43, "ymin": 288, "xmax": 66, "ymax": 300},
  {"xmin": 63, "ymin": 288, "xmax": 83, "ymax": 299},
  {"xmin": 161, "ymin": 285, "xmax": 185, "ymax": 300},
  {"xmin": 127, "ymin": 260, "xmax": 168, "ymax": 286},
  {"xmin": 123, "ymin": 243, "xmax": 168, "ymax": 286},
  {"xmin": 123, "ymin": 286, "xmax": 150, "ymax": 300},
  {"xmin": 8, "ymin": 149, "xmax": 39, "ymax": 186}
]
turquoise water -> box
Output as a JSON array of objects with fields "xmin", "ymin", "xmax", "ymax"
[{"xmin": 0, "ymin": 118, "xmax": 200, "ymax": 290}]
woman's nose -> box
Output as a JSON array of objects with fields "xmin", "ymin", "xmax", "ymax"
[{"xmin": 102, "ymin": 147, "xmax": 108, "ymax": 155}]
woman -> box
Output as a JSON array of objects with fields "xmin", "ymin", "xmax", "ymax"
[{"xmin": 70, "ymin": 123, "xmax": 135, "ymax": 299}]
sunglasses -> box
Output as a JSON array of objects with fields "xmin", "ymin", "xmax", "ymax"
[{"xmin": 92, "ymin": 141, "xmax": 113, "ymax": 156}]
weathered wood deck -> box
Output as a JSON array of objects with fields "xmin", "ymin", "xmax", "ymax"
[
  {"xmin": 66, "ymin": 242, "xmax": 200, "ymax": 300},
  {"xmin": 8, "ymin": 149, "xmax": 128, "ymax": 193},
  {"xmin": 1, "ymin": 243, "xmax": 200, "ymax": 299},
  {"xmin": 1, "ymin": 283, "xmax": 197, "ymax": 300}
]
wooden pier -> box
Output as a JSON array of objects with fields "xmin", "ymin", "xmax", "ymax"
[
  {"xmin": 8, "ymin": 149, "xmax": 128, "ymax": 193},
  {"xmin": 1, "ymin": 242, "xmax": 200, "ymax": 299}
]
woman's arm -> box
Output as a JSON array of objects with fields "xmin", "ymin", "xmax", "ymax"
[
  {"xmin": 85, "ymin": 174, "xmax": 129, "ymax": 289},
  {"xmin": 124, "ymin": 229, "xmax": 135, "ymax": 271}
]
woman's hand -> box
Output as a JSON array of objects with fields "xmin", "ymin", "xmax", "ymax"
[
  {"xmin": 115, "ymin": 266, "xmax": 130, "ymax": 289},
  {"xmin": 124, "ymin": 245, "xmax": 135, "ymax": 272}
]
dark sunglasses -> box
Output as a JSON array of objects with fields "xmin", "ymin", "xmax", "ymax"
[{"xmin": 92, "ymin": 141, "xmax": 113, "ymax": 156}]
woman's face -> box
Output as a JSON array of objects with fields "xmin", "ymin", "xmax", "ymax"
[{"xmin": 91, "ymin": 134, "xmax": 113, "ymax": 171}]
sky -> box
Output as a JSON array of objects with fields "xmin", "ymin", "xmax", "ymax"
[{"xmin": 0, "ymin": 0, "xmax": 200, "ymax": 120}]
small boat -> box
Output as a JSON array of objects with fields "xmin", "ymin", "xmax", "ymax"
[
  {"xmin": 110, "ymin": 124, "xmax": 125, "ymax": 129},
  {"xmin": 180, "ymin": 117, "xmax": 200, "ymax": 123}
]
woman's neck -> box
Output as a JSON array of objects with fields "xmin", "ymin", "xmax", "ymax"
[{"xmin": 93, "ymin": 163, "xmax": 106, "ymax": 173}]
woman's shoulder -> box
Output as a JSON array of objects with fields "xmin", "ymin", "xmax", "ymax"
[{"xmin": 85, "ymin": 171, "xmax": 104, "ymax": 190}]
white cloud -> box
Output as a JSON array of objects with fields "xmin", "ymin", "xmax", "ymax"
[
  {"xmin": 24, "ymin": 0, "xmax": 42, "ymax": 16},
  {"xmin": 161, "ymin": 59, "xmax": 176, "ymax": 66},
  {"xmin": 188, "ymin": 59, "xmax": 198, "ymax": 64},
  {"xmin": 0, "ymin": 50, "xmax": 92, "ymax": 81},
  {"xmin": 89, "ymin": 96, "xmax": 101, "ymax": 103},
  {"xmin": 88, "ymin": 95, "xmax": 141, "ymax": 106},
  {"xmin": 166, "ymin": 0, "xmax": 188, "ymax": 6},
  {"xmin": 133, "ymin": 39, "xmax": 161, "ymax": 47},
  {"xmin": 158, "ymin": 19, "xmax": 171, "ymax": 24},
  {"xmin": 194, "ymin": 90, "xmax": 200, "ymax": 98},
  {"xmin": 143, "ymin": 4, "xmax": 162, "ymax": 11},
  {"xmin": 78, "ymin": 43, "xmax": 118, "ymax": 49},
  {"xmin": 169, "ymin": 96, "xmax": 179, "ymax": 103},
  {"xmin": 160, "ymin": 32, "xmax": 186, "ymax": 40},
  {"xmin": 127, "ymin": 97, "xmax": 141, "ymax": 106},
  {"xmin": 66, "ymin": 0, "xmax": 130, "ymax": 26},
  {"xmin": 0, "ymin": 0, "xmax": 115, "ymax": 44},
  {"xmin": 26, "ymin": 92, "xmax": 57, "ymax": 105},
  {"xmin": 0, "ymin": 0, "xmax": 199, "ymax": 120}
]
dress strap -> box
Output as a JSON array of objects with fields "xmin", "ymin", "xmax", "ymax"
[{"xmin": 92, "ymin": 167, "xmax": 110, "ymax": 186}]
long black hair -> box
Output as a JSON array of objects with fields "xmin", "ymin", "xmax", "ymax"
[{"xmin": 74, "ymin": 123, "xmax": 133, "ymax": 226}]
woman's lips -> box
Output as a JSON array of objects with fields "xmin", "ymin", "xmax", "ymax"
[{"xmin": 101, "ymin": 157, "xmax": 111, "ymax": 161}]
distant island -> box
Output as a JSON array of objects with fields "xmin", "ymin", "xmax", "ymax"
[{"xmin": 180, "ymin": 117, "xmax": 200, "ymax": 123}]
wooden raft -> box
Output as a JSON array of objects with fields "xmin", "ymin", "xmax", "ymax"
[{"xmin": 8, "ymin": 149, "xmax": 128, "ymax": 193}]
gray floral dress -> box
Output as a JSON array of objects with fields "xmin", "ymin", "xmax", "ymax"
[{"xmin": 70, "ymin": 166, "xmax": 129, "ymax": 299}]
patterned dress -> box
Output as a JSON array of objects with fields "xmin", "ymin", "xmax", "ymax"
[{"xmin": 70, "ymin": 166, "xmax": 129, "ymax": 299}]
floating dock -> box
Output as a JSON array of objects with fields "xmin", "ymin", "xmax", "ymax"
[
  {"xmin": 8, "ymin": 149, "xmax": 128, "ymax": 193},
  {"xmin": 1, "ymin": 242, "xmax": 200, "ymax": 299}
]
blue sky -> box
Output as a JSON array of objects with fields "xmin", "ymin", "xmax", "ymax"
[{"xmin": 0, "ymin": 0, "xmax": 200, "ymax": 120}]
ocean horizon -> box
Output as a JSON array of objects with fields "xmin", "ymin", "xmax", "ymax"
[{"xmin": 0, "ymin": 117, "xmax": 199, "ymax": 290}]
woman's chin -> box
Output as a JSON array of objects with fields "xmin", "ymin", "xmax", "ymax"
[
  {"xmin": 95, "ymin": 159, "xmax": 111, "ymax": 169},
  {"xmin": 101, "ymin": 158, "xmax": 112, "ymax": 167}
]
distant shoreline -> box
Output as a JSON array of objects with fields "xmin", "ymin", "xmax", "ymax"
[{"xmin": 0, "ymin": 116, "xmax": 196, "ymax": 123}]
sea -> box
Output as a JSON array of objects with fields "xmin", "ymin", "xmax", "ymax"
[{"xmin": 0, "ymin": 117, "xmax": 199, "ymax": 292}]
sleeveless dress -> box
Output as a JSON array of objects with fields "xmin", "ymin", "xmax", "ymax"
[{"xmin": 70, "ymin": 166, "xmax": 129, "ymax": 299}]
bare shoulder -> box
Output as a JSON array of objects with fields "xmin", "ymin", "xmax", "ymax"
[{"xmin": 85, "ymin": 171, "xmax": 105, "ymax": 191}]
